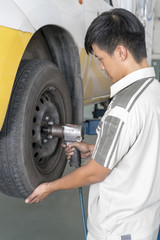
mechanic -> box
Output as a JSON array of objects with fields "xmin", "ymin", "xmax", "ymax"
[{"xmin": 25, "ymin": 8, "xmax": 160, "ymax": 240}]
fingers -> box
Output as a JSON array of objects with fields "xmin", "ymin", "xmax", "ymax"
[
  {"xmin": 81, "ymin": 152, "xmax": 91, "ymax": 159},
  {"xmin": 62, "ymin": 142, "xmax": 90, "ymax": 160},
  {"xmin": 65, "ymin": 149, "xmax": 75, "ymax": 160},
  {"xmin": 25, "ymin": 194, "xmax": 38, "ymax": 204},
  {"xmin": 25, "ymin": 190, "xmax": 39, "ymax": 204},
  {"xmin": 25, "ymin": 183, "xmax": 51, "ymax": 204},
  {"xmin": 62, "ymin": 142, "xmax": 78, "ymax": 150},
  {"xmin": 62, "ymin": 143, "xmax": 77, "ymax": 160}
]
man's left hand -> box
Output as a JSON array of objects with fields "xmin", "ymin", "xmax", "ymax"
[{"xmin": 25, "ymin": 182, "xmax": 52, "ymax": 204}]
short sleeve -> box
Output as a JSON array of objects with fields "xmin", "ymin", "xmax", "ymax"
[{"xmin": 92, "ymin": 106, "xmax": 133, "ymax": 169}]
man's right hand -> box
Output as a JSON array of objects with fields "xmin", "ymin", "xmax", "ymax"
[{"xmin": 62, "ymin": 142, "xmax": 94, "ymax": 159}]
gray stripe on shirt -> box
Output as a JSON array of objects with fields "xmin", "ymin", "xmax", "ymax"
[
  {"xmin": 121, "ymin": 235, "xmax": 131, "ymax": 240},
  {"xmin": 128, "ymin": 78, "xmax": 154, "ymax": 111},
  {"xmin": 112, "ymin": 78, "xmax": 154, "ymax": 111},
  {"xmin": 93, "ymin": 115, "xmax": 122, "ymax": 166}
]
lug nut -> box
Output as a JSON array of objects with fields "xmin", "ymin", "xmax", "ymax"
[
  {"xmin": 43, "ymin": 138, "xmax": 48, "ymax": 143},
  {"xmin": 47, "ymin": 135, "xmax": 53, "ymax": 139},
  {"xmin": 48, "ymin": 121, "xmax": 54, "ymax": 126},
  {"xmin": 45, "ymin": 116, "xmax": 49, "ymax": 121}
]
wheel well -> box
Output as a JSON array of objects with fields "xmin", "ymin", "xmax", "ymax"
[{"xmin": 22, "ymin": 25, "xmax": 83, "ymax": 124}]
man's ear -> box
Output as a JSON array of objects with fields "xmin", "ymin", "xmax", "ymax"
[{"xmin": 115, "ymin": 45, "xmax": 127, "ymax": 61}]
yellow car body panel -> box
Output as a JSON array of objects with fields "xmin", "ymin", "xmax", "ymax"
[{"xmin": 0, "ymin": 26, "xmax": 32, "ymax": 129}]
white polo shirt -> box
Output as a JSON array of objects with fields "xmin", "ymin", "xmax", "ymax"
[{"xmin": 87, "ymin": 67, "xmax": 160, "ymax": 240}]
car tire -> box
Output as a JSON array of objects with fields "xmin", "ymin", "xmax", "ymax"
[{"xmin": 0, "ymin": 59, "xmax": 72, "ymax": 198}]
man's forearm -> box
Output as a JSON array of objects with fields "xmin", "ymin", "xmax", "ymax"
[
  {"xmin": 50, "ymin": 160, "xmax": 96, "ymax": 192},
  {"xmin": 25, "ymin": 158, "xmax": 111, "ymax": 204}
]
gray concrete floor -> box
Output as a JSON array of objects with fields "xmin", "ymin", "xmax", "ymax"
[{"xmin": 0, "ymin": 106, "xmax": 97, "ymax": 240}]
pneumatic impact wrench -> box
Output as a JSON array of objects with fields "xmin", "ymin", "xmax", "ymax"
[
  {"xmin": 42, "ymin": 124, "xmax": 83, "ymax": 167},
  {"xmin": 41, "ymin": 123, "xmax": 87, "ymax": 239}
]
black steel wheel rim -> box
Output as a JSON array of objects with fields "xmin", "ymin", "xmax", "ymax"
[{"xmin": 31, "ymin": 86, "xmax": 62, "ymax": 173}]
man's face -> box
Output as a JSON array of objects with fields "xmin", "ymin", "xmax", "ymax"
[{"xmin": 92, "ymin": 44, "xmax": 124, "ymax": 83}]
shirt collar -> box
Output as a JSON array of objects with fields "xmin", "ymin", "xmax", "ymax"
[{"xmin": 110, "ymin": 67, "xmax": 156, "ymax": 98}]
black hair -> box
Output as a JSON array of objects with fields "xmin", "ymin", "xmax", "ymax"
[{"xmin": 85, "ymin": 8, "xmax": 147, "ymax": 63}]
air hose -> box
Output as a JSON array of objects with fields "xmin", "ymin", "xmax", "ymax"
[{"xmin": 79, "ymin": 187, "xmax": 87, "ymax": 240}]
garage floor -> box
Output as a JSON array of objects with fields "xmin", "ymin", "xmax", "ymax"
[{"xmin": 0, "ymin": 106, "xmax": 97, "ymax": 240}]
